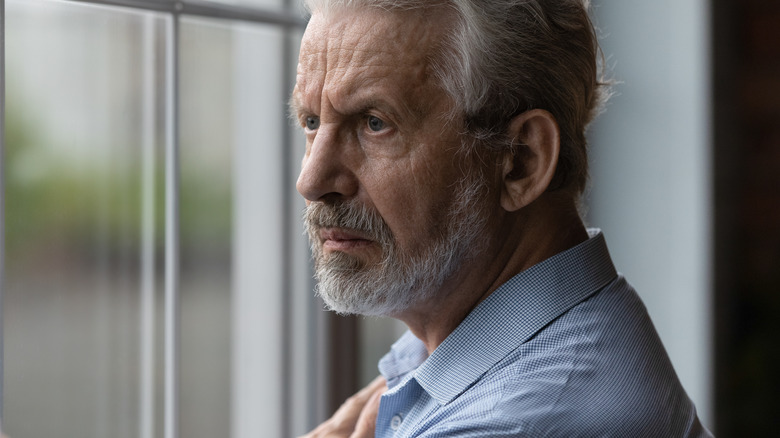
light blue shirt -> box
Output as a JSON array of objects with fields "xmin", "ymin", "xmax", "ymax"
[{"xmin": 376, "ymin": 230, "xmax": 713, "ymax": 437}]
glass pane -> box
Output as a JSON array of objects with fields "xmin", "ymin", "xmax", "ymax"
[
  {"xmin": 178, "ymin": 17, "xmax": 232, "ymax": 438},
  {"xmin": 4, "ymin": 1, "xmax": 167, "ymax": 438},
  {"xmin": 179, "ymin": 17, "xmax": 289, "ymax": 438}
]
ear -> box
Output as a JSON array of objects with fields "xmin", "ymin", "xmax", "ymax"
[{"xmin": 500, "ymin": 109, "xmax": 560, "ymax": 212}]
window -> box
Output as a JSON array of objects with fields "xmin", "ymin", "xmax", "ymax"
[{"xmin": 1, "ymin": 0, "xmax": 320, "ymax": 436}]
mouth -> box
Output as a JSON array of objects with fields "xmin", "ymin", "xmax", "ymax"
[{"xmin": 319, "ymin": 227, "xmax": 375, "ymax": 252}]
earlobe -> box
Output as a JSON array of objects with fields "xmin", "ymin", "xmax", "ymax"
[{"xmin": 500, "ymin": 109, "xmax": 560, "ymax": 212}]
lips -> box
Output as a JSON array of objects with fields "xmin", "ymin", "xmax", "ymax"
[{"xmin": 320, "ymin": 227, "xmax": 374, "ymax": 252}]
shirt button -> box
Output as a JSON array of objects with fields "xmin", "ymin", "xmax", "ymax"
[{"xmin": 390, "ymin": 414, "xmax": 403, "ymax": 430}]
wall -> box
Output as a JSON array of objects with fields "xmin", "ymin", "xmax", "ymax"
[{"xmin": 586, "ymin": 0, "xmax": 713, "ymax": 427}]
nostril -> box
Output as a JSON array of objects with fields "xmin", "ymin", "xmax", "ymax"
[{"xmin": 319, "ymin": 193, "xmax": 344, "ymax": 204}]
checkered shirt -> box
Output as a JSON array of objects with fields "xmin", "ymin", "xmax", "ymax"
[{"xmin": 375, "ymin": 229, "xmax": 713, "ymax": 437}]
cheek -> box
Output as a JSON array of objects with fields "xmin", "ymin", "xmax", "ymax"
[
  {"xmin": 360, "ymin": 130, "xmax": 467, "ymax": 246},
  {"xmin": 366, "ymin": 169, "xmax": 456, "ymax": 248}
]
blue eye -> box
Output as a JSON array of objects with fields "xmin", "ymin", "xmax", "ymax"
[
  {"xmin": 367, "ymin": 115, "xmax": 385, "ymax": 132},
  {"xmin": 305, "ymin": 116, "xmax": 320, "ymax": 130}
]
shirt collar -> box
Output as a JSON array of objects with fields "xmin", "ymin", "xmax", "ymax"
[
  {"xmin": 378, "ymin": 330, "xmax": 429, "ymax": 390},
  {"xmin": 403, "ymin": 229, "xmax": 618, "ymax": 405}
]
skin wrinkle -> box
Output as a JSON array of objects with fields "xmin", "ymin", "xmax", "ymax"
[
  {"xmin": 298, "ymin": 17, "xmax": 454, "ymax": 155},
  {"xmin": 294, "ymin": 10, "xmax": 439, "ymax": 125}
]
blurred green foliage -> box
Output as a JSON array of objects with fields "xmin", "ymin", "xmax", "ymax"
[{"xmin": 4, "ymin": 100, "xmax": 232, "ymax": 266}]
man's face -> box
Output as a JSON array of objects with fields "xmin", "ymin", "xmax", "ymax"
[{"xmin": 293, "ymin": 8, "xmax": 495, "ymax": 316}]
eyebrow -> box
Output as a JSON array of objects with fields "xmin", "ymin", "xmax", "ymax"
[
  {"xmin": 288, "ymin": 84, "xmax": 429, "ymax": 131},
  {"xmin": 288, "ymin": 92, "xmax": 307, "ymax": 124}
]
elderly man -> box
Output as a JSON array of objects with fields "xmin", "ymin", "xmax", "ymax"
[{"xmin": 292, "ymin": 0, "xmax": 713, "ymax": 436}]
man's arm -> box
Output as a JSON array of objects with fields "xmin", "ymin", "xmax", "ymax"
[{"xmin": 299, "ymin": 376, "xmax": 387, "ymax": 438}]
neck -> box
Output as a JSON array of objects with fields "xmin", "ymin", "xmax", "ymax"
[{"xmin": 396, "ymin": 192, "xmax": 588, "ymax": 354}]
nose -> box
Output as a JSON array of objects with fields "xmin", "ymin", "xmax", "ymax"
[{"xmin": 296, "ymin": 127, "xmax": 358, "ymax": 202}]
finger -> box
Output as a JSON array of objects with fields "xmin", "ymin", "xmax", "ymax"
[
  {"xmin": 335, "ymin": 376, "xmax": 385, "ymax": 415},
  {"xmin": 298, "ymin": 376, "xmax": 388, "ymax": 438},
  {"xmin": 349, "ymin": 375, "xmax": 386, "ymax": 404},
  {"xmin": 350, "ymin": 387, "xmax": 385, "ymax": 438}
]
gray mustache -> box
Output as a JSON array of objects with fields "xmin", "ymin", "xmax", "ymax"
[{"xmin": 304, "ymin": 200, "xmax": 394, "ymax": 245}]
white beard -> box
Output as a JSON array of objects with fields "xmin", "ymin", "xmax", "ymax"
[{"xmin": 304, "ymin": 173, "xmax": 490, "ymax": 317}]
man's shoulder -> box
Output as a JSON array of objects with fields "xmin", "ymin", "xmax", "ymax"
[
  {"xmin": 385, "ymin": 278, "xmax": 713, "ymax": 437},
  {"xmin": 433, "ymin": 278, "xmax": 707, "ymax": 436}
]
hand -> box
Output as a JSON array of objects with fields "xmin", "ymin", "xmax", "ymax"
[{"xmin": 300, "ymin": 376, "xmax": 387, "ymax": 438}]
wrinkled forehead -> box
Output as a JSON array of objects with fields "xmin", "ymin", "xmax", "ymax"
[{"xmin": 297, "ymin": 7, "xmax": 449, "ymax": 77}]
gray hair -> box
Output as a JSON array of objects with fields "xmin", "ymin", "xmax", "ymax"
[{"xmin": 304, "ymin": 0, "xmax": 610, "ymax": 195}]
